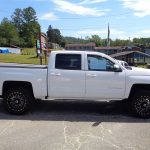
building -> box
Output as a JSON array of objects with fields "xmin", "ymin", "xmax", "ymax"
[
  {"xmin": 144, "ymin": 48, "xmax": 150, "ymax": 55},
  {"xmin": 110, "ymin": 51, "xmax": 150, "ymax": 65},
  {"xmin": 40, "ymin": 32, "xmax": 48, "ymax": 49},
  {"xmin": 65, "ymin": 43, "xmax": 150, "ymax": 65},
  {"xmin": 95, "ymin": 46, "xmax": 122, "ymax": 55},
  {"xmin": 95, "ymin": 46, "xmax": 142, "ymax": 55},
  {"xmin": 94, "ymin": 46, "xmax": 150, "ymax": 65},
  {"xmin": 65, "ymin": 43, "xmax": 96, "ymax": 51}
]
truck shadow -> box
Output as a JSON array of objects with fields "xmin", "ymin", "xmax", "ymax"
[{"xmin": 0, "ymin": 100, "xmax": 150, "ymax": 124}]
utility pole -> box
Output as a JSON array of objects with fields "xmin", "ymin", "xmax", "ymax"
[
  {"xmin": 45, "ymin": 38, "xmax": 48, "ymax": 65},
  {"xmin": 128, "ymin": 37, "xmax": 131, "ymax": 46},
  {"xmin": 107, "ymin": 23, "xmax": 110, "ymax": 48},
  {"xmin": 39, "ymin": 27, "xmax": 42, "ymax": 65}
]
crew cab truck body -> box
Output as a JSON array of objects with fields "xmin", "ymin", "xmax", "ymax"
[{"xmin": 1, "ymin": 51, "xmax": 150, "ymax": 118}]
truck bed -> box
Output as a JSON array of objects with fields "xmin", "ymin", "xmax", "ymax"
[
  {"xmin": 0, "ymin": 62, "xmax": 47, "ymax": 99},
  {"xmin": 0, "ymin": 63, "xmax": 47, "ymax": 69}
]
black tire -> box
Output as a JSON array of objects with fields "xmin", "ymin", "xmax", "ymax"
[
  {"xmin": 131, "ymin": 90, "xmax": 150, "ymax": 118},
  {"xmin": 3, "ymin": 87, "xmax": 33, "ymax": 115}
]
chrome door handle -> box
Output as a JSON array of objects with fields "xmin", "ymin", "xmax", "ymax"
[
  {"xmin": 87, "ymin": 74, "xmax": 97, "ymax": 77},
  {"xmin": 50, "ymin": 73, "xmax": 61, "ymax": 76}
]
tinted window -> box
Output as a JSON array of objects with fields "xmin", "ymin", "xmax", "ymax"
[
  {"xmin": 55, "ymin": 54, "xmax": 81, "ymax": 70},
  {"xmin": 87, "ymin": 55, "xmax": 114, "ymax": 71}
]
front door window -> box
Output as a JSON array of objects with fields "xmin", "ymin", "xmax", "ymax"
[{"xmin": 87, "ymin": 55, "xmax": 114, "ymax": 71}]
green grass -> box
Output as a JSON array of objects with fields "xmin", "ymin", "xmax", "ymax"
[
  {"xmin": 0, "ymin": 47, "xmax": 48, "ymax": 65},
  {"xmin": 21, "ymin": 47, "xmax": 37, "ymax": 55},
  {"xmin": 0, "ymin": 54, "xmax": 47, "ymax": 65}
]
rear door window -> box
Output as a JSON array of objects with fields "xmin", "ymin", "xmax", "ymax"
[{"xmin": 55, "ymin": 54, "xmax": 81, "ymax": 70}]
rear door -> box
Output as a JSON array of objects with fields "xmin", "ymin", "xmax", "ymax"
[{"xmin": 48, "ymin": 53, "xmax": 85, "ymax": 99}]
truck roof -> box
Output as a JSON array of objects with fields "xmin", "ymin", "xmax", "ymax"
[
  {"xmin": 51, "ymin": 50, "xmax": 106, "ymax": 56},
  {"xmin": 50, "ymin": 50, "xmax": 117, "ymax": 63}
]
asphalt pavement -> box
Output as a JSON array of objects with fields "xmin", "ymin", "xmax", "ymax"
[{"xmin": 0, "ymin": 99, "xmax": 150, "ymax": 150}]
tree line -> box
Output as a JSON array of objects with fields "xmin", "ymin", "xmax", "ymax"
[{"xmin": 63, "ymin": 35, "xmax": 150, "ymax": 49}]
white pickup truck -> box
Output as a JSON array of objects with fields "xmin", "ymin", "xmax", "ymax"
[{"xmin": 0, "ymin": 51, "xmax": 150, "ymax": 118}]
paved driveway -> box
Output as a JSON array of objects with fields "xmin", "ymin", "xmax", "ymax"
[{"xmin": 0, "ymin": 100, "xmax": 150, "ymax": 150}]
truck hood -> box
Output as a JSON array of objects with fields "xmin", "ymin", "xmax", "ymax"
[{"xmin": 126, "ymin": 67, "xmax": 150, "ymax": 76}]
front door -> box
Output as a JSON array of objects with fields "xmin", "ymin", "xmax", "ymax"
[{"xmin": 86, "ymin": 54, "xmax": 125, "ymax": 100}]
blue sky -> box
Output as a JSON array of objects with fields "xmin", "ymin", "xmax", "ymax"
[{"xmin": 0, "ymin": 0, "xmax": 150, "ymax": 40}]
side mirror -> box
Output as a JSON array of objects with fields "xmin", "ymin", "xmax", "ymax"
[{"xmin": 113, "ymin": 64, "xmax": 122, "ymax": 72}]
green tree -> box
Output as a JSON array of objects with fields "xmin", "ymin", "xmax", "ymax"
[
  {"xmin": 22, "ymin": 21, "xmax": 39, "ymax": 47},
  {"xmin": 22, "ymin": 7, "xmax": 37, "ymax": 24},
  {"xmin": 63, "ymin": 36, "xmax": 89, "ymax": 44},
  {"xmin": 11, "ymin": 8, "xmax": 23, "ymax": 33},
  {"xmin": 22, "ymin": 7, "xmax": 39, "ymax": 47},
  {"xmin": 101, "ymin": 39, "xmax": 107, "ymax": 47},
  {"xmin": 89, "ymin": 35, "xmax": 102, "ymax": 46},
  {"xmin": 133, "ymin": 38, "xmax": 150, "ymax": 47},
  {"xmin": 12, "ymin": 7, "xmax": 39, "ymax": 47},
  {"xmin": 47, "ymin": 25, "xmax": 62, "ymax": 45},
  {"xmin": 0, "ymin": 18, "xmax": 19, "ymax": 46},
  {"xmin": 111, "ymin": 39, "xmax": 130, "ymax": 46}
]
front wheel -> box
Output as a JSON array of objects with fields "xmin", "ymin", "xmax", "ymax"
[
  {"xmin": 131, "ymin": 90, "xmax": 150, "ymax": 118},
  {"xmin": 3, "ymin": 87, "xmax": 32, "ymax": 115}
]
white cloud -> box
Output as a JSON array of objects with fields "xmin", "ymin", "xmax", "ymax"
[
  {"xmin": 39, "ymin": 12, "xmax": 58, "ymax": 21},
  {"xmin": 51, "ymin": 0, "xmax": 109, "ymax": 16},
  {"xmin": 80, "ymin": 0, "xmax": 108, "ymax": 5},
  {"xmin": 121, "ymin": 0, "xmax": 150, "ymax": 17},
  {"xmin": 140, "ymin": 30, "xmax": 150, "ymax": 34},
  {"xmin": 131, "ymin": 29, "xmax": 150, "ymax": 38}
]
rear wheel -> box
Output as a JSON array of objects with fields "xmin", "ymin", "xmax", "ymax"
[
  {"xmin": 3, "ymin": 87, "xmax": 33, "ymax": 115},
  {"xmin": 131, "ymin": 90, "xmax": 150, "ymax": 118}
]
